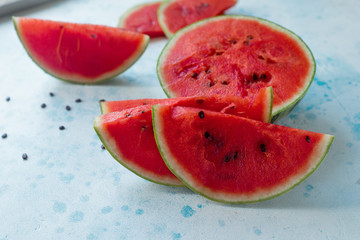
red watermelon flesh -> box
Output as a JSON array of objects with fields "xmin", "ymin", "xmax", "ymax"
[
  {"xmin": 94, "ymin": 90, "xmax": 272, "ymax": 186},
  {"xmin": 152, "ymin": 105, "xmax": 334, "ymax": 203},
  {"xmin": 118, "ymin": 2, "xmax": 164, "ymax": 38},
  {"xmin": 158, "ymin": 0, "xmax": 237, "ymax": 37},
  {"xmin": 13, "ymin": 17, "xmax": 149, "ymax": 84},
  {"xmin": 157, "ymin": 16, "xmax": 316, "ymax": 121},
  {"xmin": 100, "ymin": 86, "xmax": 272, "ymax": 123}
]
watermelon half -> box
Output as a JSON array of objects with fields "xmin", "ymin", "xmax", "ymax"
[
  {"xmin": 13, "ymin": 17, "xmax": 149, "ymax": 84},
  {"xmin": 158, "ymin": 0, "xmax": 237, "ymax": 37},
  {"xmin": 94, "ymin": 90, "xmax": 272, "ymax": 186},
  {"xmin": 152, "ymin": 105, "xmax": 334, "ymax": 203},
  {"xmin": 118, "ymin": 2, "xmax": 164, "ymax": 38},
  {"xmin": 157, "ymin": 15, "xmax": 316, "ymax": 121}
]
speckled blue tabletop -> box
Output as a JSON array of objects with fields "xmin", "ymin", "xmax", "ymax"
[{"xmin": 0, "ymin": 0, "xmax": 359, "ymax": 239}]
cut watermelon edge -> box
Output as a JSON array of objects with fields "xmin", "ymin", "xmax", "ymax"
[
  {"xmin": 152, "ymin": 104, "xmax": 335, "ymax": 204},
  {"xmin": 93, "ymin": 114, "xmax": 184, "ymax": 186},
  {"xmin": 13, "ymin": 16, "xmax": 150, "ymax": 84}
]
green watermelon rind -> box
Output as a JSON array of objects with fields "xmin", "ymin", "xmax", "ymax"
[
  {"xmin": 13, "ymin": 16, "xmax": 150, "ymax": 84},
  {"xmin": 93, "ymin": 115, "xmax": 184, "ymax": 187},
  {"xmin": 152, "ymin": 105, "xmax": 334, "ymax": 204},
  {"xmin": 157, "ymin": 0, "xmax": 176, "ymax": 38},
  {"xmin": 156, "ymin": 15, "xmax": 316, "ymax": 122}
]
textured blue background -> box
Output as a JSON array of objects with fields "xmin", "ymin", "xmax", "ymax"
[{"xmin": 0, "ymin": 0, "xmax": 359, "ymax": 239}]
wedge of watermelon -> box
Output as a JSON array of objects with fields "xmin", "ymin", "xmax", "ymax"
[
  {"xmin": 13, "ymin": 17, "xmax": 149, "ymax": 84},
  {"xmin": 152, "ymin": 105, "xmax": 334, "ymax": 203},
  {"xmin": 94, "ymin": 89, "xmax": 272, "ymax": 186},
  {"xmin": 118, "ymin": 1, "xmax": 164, "ymax": 38},
  {"xmin": 157, "ymin": 15, "xmax": 316, "ymax": 121},
  {"xmin": 101, "ymin": 86, "xmax": 272, "ymax": 122},
  {"xmin": 158, "ymin": 0, "xmax": 237, "ymax": 37}
]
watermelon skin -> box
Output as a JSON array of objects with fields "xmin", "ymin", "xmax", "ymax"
[
  {"xmin": 157, "ymin": 15, "xmax": 316, "ymax": 121},
  {"xmin": 158, "ymin": 0, "xmax": 237, "ymax": 37},
  {"xmin": 94, "ymin": 91, "xmax": 272, "ymax": 186},
  {"xmin": 152, "ymin": 105, "xmax": 334, "ymax": 203},
  {"xmin": 13, "ymin": 17, "xmax": 149, "ymax": 84},
  {"xmin": 101, "ymin": 87, "xmax": 272, "ymax": 122},
  {"xmin": 118, "ymin": 2, "xmax": 165, "ymax": 38}
]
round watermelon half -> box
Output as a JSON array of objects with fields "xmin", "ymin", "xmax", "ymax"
[
  {"xmin": 158, "ymin": 0, "xmax": 237, "ymax": 38},
  {"xmin": 13, "ymin": 17, "xmax": 149, "ymax": 84},
  {"xmin": 118, "ymin": 1, "xmax": 165, "ymax": 38},
  {"xmin": 94, "ymin": 91, "xmax": 272, "ymax": 186},
  {"xmin": 153, "ymin": 105, "xmax": 334, "ymax": 203},
  {"xmin": 157, "ymin": 15, "xmax": 316, "ymax": 121}
]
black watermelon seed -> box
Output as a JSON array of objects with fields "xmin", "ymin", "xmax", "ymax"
[
  {"xmin": 5, "ymin": 96, "xmax": 10, "ymax": 102},
  {"xmin": 91, "ymin": 33, "xmax": 97, "ymax": 38},
  {"xmin": 65, "ymin": 105, "xmax": 71, "ymax": 111},
  {"xmin": 204, "ymin": 132, "xmax": 210, "ymax": 138},
  {"xmin": 260, "ymin": 144, "xmax": 266, "ymax": 152},
  {"xmin": 141, "ymin": 126, "xmax": 146, "ymax": 130},
  {"xmin": 222, "ymin": 81, "xmax": 228, "ymax": 85},
  {"xmin": 198, "ymin": 111, "xmax": 205, "ymax": 119},
  {"xmin": 252, "ymin": 73, "xmax": 258, "ymax": 81},
  {"xmin": 224, "ymin": 155, "xmax": 231, "ymax": 163},
  {"xmin": 41, "ymin": 103, "xmax": 46, "ymax": 109},
  {"xmin": 101, "ymin": 145, "xmax": 106, "ymax": 150},
  {"xmin": 99, "ymin": 99, "xmax": 106, "ymax": 102},
  {"xmin": 243, "ymin": 40, "xmax": 250, "ymax": 46},
  {"xmin": 59, "ymin": 126, "xmax": 65, "ymax": 130},
  {"xmin": 247, "ymin": 35, "xmax": 254, "ymax": 40},
  {"xmin": 140, "ymin": 110, "xmax": 145, "ymax": 114},
  {"xmin": 230, "ymin": 39, "xmax": 237, "ymax": 44},
  {"xmin": 125, "ymin": 113, "xmax": 131, "ymax": 117},
  {"xmin": 75, "ymin": 98, "xmax": 82, "ymax": 103},
  {"xmin": 22, "ymin": 153, "xmax": 28, "ymax": 160},
  {"xmin": 191, "ymin": 72, "xmax": 198, "ymax": 78},
  {"xmin": 196, "ymin": 99, "xmax": 204, "ymax": 104},
  {"xmin": 2, "ymin": 133, "xmax": 7, "ymax": 139},
  {"xmin": 233, "ymin": 151, "xmax": 238, "ymax": 160},
  {"xmin": 49, "ymin": 92, "xmax": 55, "ymax": 97},
  {"xmin": 260, "ymin": 74, "xmax": 267, "ymax": 79},
  {"xmin": 305, "ymin": 136, "xmax": 310, "ymax": 143}
]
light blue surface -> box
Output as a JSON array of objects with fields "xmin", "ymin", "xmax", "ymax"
[{"xmin": 0, "ymin": 0, "xmax": 359, "ymax": 239}]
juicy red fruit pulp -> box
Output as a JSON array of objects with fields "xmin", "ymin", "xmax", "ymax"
[{"xmin": 159, "ymin": 17, "xmax": 314, "ymax": 113}]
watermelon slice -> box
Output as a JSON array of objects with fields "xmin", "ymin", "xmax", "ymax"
[
  {"xmin": 158, "ymin": 0, "xmax": 237, "ymax": 37},
  {"xmin": 13, "ymin": 17, "xmax": 149, "ymax": 84},
  {"xmin": 118, "ymin": 2, "xmax": 164, "ymax": 38},
  {"xmin": 152, "ymin": 105, "xmax": 334, "ymax": 203},
  {"xmin": 101, "ymin": 87, "xmax": 272, "ymax": 122},
  {"xmin": 157, "ymin": 15, "xmax": 316, "ymax": 121},
  {"xmin": 94, "ymin": 90, "xmax": 272, "ymax": 186}
]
